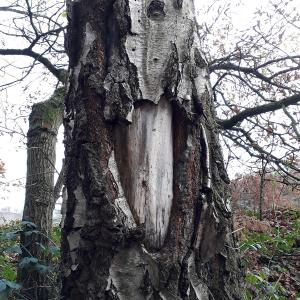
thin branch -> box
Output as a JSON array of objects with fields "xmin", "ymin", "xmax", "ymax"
[
  {"xmin": 209, "ymin": 62, "xmax": 299, "ymax": 93},
  {"xmin": 282, "ymin": 105, "xmax": 300, "ymax": 141},
  {"xmin": 53, "ymin": 160, "xmax": 65, "ymax": 202}
]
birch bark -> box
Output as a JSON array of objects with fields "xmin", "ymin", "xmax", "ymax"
[{"xmin": 61, "ymin": 1, "xmax": 241, "ymax": 299}]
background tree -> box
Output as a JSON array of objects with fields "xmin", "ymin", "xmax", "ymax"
[
  {"xmin": 18, "ymin": 88, "xmax": 65, "ymax": 299},
  {"xmin": 0, "ymin": 1, "xmax": 66, "ymax": 298}
]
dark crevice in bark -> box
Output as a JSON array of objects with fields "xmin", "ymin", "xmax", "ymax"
[
  {"xmin": 65, "ymin": 1, "xmax": 83, "ymax": 68},
  {"xmin": 103, "ymin": 1, "xmax": 117, "ymax": 74},
  {"xmin": 164, "ymin": 43, "xmax": 180, "ymax": 99},
  {"xmin": 178, "ymin": 248, "xmax": 192, "ymax": 298}
]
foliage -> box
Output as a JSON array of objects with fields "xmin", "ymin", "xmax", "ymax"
[
  {"xmin": 0, "ymin": 222, "xmax": 20, "ymax": 279},
  {"xmin": 0, "ymin": 280, "xmax": 21, "ymax": 300},
  {"xmin": 236, "ymin": 207, "xmax": 300, "ymax": 299},
  {"xmin": 0, "ymin": 221, "xmax": 61, "ymax": 299}
]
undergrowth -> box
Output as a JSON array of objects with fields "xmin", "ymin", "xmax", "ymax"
[
  {"xmin": 0, "ymin": 221, "xmax": 61, "ymax": 299},
  {"xmin": 0, "ymin": 207, "xmax": 299, "ymax": 299},
  {"xmin": 236, "ymin": 207, "xmax": 300, "ymax": 300}
]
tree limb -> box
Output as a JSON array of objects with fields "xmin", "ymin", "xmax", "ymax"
[
  {"xmin": 217, "ymin": 94, "xmax": 300, "ymax": 129},
  {"xmin": 282, "ymin": 105, "xmax": 300, "ymax": 141},
  {"xmin": 54, "ymin": 160, "xmax": 65, "ymax": 202},
  {"xmin": 0, "ymin": 48, "xmax": 66, "ymax": 83}
]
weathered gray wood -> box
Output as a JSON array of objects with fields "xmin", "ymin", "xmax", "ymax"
[{"xmin": 114, "ymin": 97, "xmax": 173, "ymax": 248}]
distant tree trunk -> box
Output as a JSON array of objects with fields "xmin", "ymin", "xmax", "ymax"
[
  {"xmin": 61, "ymin": 1, "xmax": 241, "ymax": 299},
  {"xmin": 258, "ymin": 159, "xmax": 267, "ymax": 220},
  {"xmin": 18, "ymin": 87, "xmax": 64, "ymax": 300}
]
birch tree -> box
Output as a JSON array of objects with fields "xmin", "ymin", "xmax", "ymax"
[{"xmin": 61, "ymin": 0, "xmax": 241, "ymax": 299}]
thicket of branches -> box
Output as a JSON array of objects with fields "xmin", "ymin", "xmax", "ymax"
[
  {"xmin": 0, "ymin": 0, "xmax": 66, "ymax": 140},
  {"xmin": 198, "ymin": 0, "xmax": 300, "ymax": 186}
]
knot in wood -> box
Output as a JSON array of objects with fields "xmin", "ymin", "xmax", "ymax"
[
  {"xmin": 174, "ymin": 0, "xmax": 183, "ymax": 9},
  {"xmin": 147, "ymin": 0, "xmax": 165, "ymax": 19}
]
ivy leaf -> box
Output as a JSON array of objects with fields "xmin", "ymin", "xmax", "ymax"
[
  {"xmin": 5, "ymin": 281, "xmax": 21, "ymax": 290},
  {"xmin": 21, "ymin": 221, "xmax": 37, "ymax": 230},
  {"xmin": 2, "ymin": 266, "xmax": 17, "ymax": 281},
  {"xmin": 24, "ymin": 230, "xmax": 39, "ymax": 237},
  {"xmin": 48, "ymin": 245, "xmax": 60, "ymax": 255},
  {"xmin": 5, "ymin": 245, "xmax": 22, "ymax": 255},
  {"xmin": 0, "ymin": 281, "xmax": 6, "ymax": 292},
  {"xmin": 0, "ymin": 280, "xmax": 21, "ymax": 300},
  {"xmin": 18, "ymin": 257, "xmax": 38, "ymax": 269},
  {"xmin": 35, "ymin": 263, "xmax": 53, "ymax": 274},
  {"xmin": 2, "ymin": 231, "xmax": 21, "ymax": 241}
]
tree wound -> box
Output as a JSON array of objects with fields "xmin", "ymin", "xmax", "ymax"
[{"xmin": 115, "ymin": 98, "xmax": 173, "ymax": 249}]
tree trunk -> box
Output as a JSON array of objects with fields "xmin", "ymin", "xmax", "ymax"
[
  {"xmin": 18, "ymin": 87, "xmax": 64, "ymax": 300},
  {"xmin": 61, "ymin": 1, "xmax": 241, "ymax": 299},
  {"xmin": 258, "ymin": 159, "xmax": 267, "ymax": 221}
]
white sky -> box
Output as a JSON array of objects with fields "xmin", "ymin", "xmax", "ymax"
[{"xmin": 0, "ymin": 0, "xmax": 297, "ymax": 211}]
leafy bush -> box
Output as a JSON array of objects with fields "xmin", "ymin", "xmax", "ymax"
[{"xmin": 0, "ymin": 221, "xmax": 61, "ymax": 299}]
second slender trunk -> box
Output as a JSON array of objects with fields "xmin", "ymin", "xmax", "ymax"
[{"xmin": 18, "ymin": 87, "xmax": 64, "ymax": 300}]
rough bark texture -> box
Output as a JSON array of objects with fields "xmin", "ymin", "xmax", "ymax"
[
  {"xmin": 18, "ymin": 88, "xmax": 64, "ymax": 300},
  {"xmin": 61, "ymin": 1, "xmax": 241, "ymax": 299}
]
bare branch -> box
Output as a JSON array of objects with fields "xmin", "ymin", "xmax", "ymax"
[
  {"xmin": 0, "ymin": 48, "xmax": 66, "ymax": 83},
  {"xmin": 209, "ymin": 62, "xmax": 299, "ymax": 93},
  {"xmin": 282, "ymin": 105, "xmax": 300, "ymax": 141},
  {"xmin": 54, "ymin": 160, "xmax": 65, "ymax": 202},
  {"xmin": 218, "ymin": 94, "xmax": 300, "ymax": 129}
]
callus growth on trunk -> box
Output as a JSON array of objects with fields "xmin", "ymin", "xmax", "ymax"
[{"xmin": 62, "ymin": 0, "xmax": 241, "ymax": 299}]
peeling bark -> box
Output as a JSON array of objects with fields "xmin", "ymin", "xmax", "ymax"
[{"xmin": 61, "ymin": 0, "xmax": 241, "ymax": 299}]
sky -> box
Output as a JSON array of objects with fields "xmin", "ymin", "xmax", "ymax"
[{"xmin": 0, "ymin": 0, "xmax": 298, "ymax": 212}]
